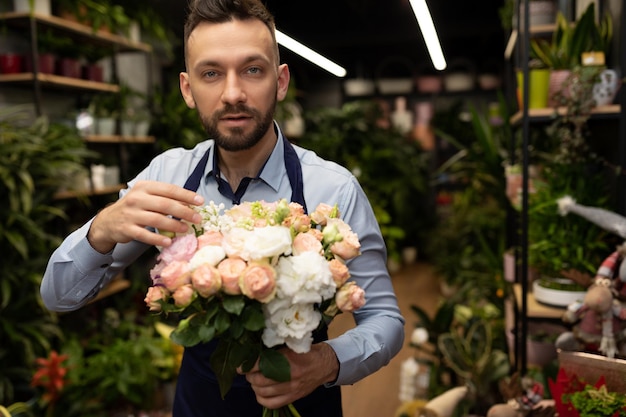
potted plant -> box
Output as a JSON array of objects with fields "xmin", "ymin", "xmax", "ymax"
[
  {"xmin": 530, "ymin": 3, "xmax": 612, "ymax": 106},
  {"xmin": 296, "ymin": 100, "xmax": 434, "ymax": 266},
  {"xmin": 0, "ymin": 106, "xmax": 93, "ymax": 406}
]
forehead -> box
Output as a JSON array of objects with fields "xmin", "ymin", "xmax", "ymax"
[{"xmin": 186, "ymin": 19, "xmax": 275, "ymax": 68}]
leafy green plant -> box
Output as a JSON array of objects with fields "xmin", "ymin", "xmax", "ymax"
[
  {"xmin": 296, "ymin": 100, "xmax": 435, "ymax": 261},
  {"xmin": 530, "ymin": 4, "xmax": 612, "ymax": 70},
  {"xmin": 0, "ymin": 106, "xmax": 94, "ymax": 405},
  {"xmin": 565, "ymin": 384, "xmax": 626, "ymax": 417},
  {"xmin": 426, "ymin": 98, "xmax": 511, "ymax": 300},
  {"xmin": 438, "ymin": 319, "xmax": 510, "ymax": 414},
  {"xmin": 527, "ymin": 66, "xmax": 616, "ymax": 278}
]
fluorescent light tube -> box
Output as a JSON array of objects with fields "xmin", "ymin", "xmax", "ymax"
[
  {"xmin": 409, "ymin": 0, "xmax": 447, "ymax": 70},
  {"xmin": 276, "ymin": 30, "xmax": 347, "ymax": 77}
]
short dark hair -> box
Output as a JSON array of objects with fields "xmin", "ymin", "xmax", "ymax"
[{"xmin": 184, "ymin": 0, "xmax": 279, "ymax": 65}]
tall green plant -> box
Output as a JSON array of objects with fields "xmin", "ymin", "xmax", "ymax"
[
  {"xmin": 0, "ymin": 106, "xmax": 93, "ymax": 405},
  {"xmin": 297, "ymin": 100, "xmax": 435, "ymax": 260}
]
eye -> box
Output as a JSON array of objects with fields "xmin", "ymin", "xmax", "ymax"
[
  {"xmin": 202, "ymin": 70, "xmax": 218, "ymax": 79},
  {"xmin": 246, "ymin": 66, "xmax": 262, "ymax": 75}
]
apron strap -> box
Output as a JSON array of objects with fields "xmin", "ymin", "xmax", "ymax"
[{"xmin": 182, "ymin": 138, "xmax": 307, "ymax": 213}]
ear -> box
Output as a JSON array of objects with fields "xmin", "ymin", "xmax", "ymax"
[
  {"xmin": 179, "ymin": 72, "xmax": 197, "ymax": 109},
  {"xmin": 276, "ymin": 63, "xmax": 291, "ymax": 101}
]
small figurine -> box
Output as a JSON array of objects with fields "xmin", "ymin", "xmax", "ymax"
[{"xmin": 487, "ymin": 374, "xmax": 548, "ymax": 417}]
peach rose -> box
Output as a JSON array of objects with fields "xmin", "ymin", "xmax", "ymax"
[
  {"xmin": 292, "ymin": 232, "xmax": 323, "ymax": 256},
  {"xmin": 328, "ymin": 258, "xmax": 350, "ymax": 287},
  {"xmin": 217, "ymin": 257, "xmax": 247, "ymax": 295},
  {"xmin": 191, "ymin": 264, "xmax": 222, "ymax": 298},
  {"xmin": 160, "ymin": 260, "xmax": 192, "ymax": 292},
  {"xmin": 335, "ymin": 282, "xmax": 365, "ymax": 313},
  {"xmin": 172, "ymin": 284, "xmax": 196, "ymax": 308},
  {"xmin": 328, "ymin": 219, "xmax": 361, "ymax": 260},
  {"xmin": 197, "ymin": 230, "xmax": 224, "ymax": 248},
  {"xmin": 144, "ymin": 286, "xmax": 169, "ymax": 312},
  {"xmin": 239, "ymin": 261, "xmax": 277, "ymax": 303},
  {"xmin": 310, "ymin": 203, "xmax": 337, "ymax": 226}
]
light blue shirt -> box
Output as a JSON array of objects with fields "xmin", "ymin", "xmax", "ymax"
[{"xmin": 41, "ymin": 126, "xmax": 405, "ymax": 386}]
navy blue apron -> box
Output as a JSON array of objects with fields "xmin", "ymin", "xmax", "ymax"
[{"xmin": 172, "ymin": 138, "xmax": 342, "ymax": 417}]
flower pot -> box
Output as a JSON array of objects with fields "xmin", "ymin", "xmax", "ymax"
[
  {"xmin": 592, "ymin": 68, "xmax": 620, "ymax": 106},
  {"xmin": 547, "ymin": 69, "xmax": 571, "ymax": 107},
  {"xmin": 96, "ymin": 117, "xmax": 116, "ymax": 135},
  {"xmin": 533, "ymin": 276, "xmax": 587, "ymax": 307},
  {"xmin": 82, "ymin": 63, "xmax": 103, "ymax": 82},
  {"xmin": 506, "ymin": 322, "xmax": 564, "ymax": 367},
  {"xmin": 13, "ymin": 0, "xmax": 50, "ymax": 15},
  {"xmin": 516, "ymin": 68, "xmax": 550, "ymax": 109},
  {"xmin": 0, "ymin": 53, "xmax": 24, "ymax": 74},
  {"xmin": 25, "ymin": 53, "xmax": 56, "ymax": 74},
  {"xmin": 343, "ymin": 79, "xmax": 375, "ymax": 96},
  {"xmin": 415, "ymin": 74, "xmax": 443, "ymax": 94},
  {"xmin": 57, "ymin": 57, "xmax": 81, "ymax": 78},
  {"xmin": 519, "ymin": 0, "xmax": 557, "ymax": 27}
]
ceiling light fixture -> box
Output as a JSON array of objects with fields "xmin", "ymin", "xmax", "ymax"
[
  {"xmin": 408, "ymin": 0, "xmax": 447, "ymax": 71},
  {"xmin": 276, "ymin": 30, "xmax": 347, "ymax": 78}
]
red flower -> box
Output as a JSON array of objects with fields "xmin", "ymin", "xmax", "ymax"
[{"xmin": 31, "ymin": 351, "xmax": 69, "ymax": 403}]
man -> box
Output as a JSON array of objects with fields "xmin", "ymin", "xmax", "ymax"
[{"xmin": 41, "ymin": 0, "xmax": 405, "ymax": 415}]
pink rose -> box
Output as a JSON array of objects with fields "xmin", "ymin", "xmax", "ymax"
[
  {"xmin": 239, "ymin": 261, "xmax": 277, "ymax": 303},
  {"xmin": 217, "ymin": 257, "xmax": 247, "ymax": 295},
  {"xmin": 191, "ymin": 264, "xmax": 222, "ymax": 298},
  {"xmin": 149, "ymin": 261, "xmax": 166, "ymax": 283},
  {"xmin": 144, "ymin": 286, "xmax": 169, "ymax": 312},
  {"xmin": 310, "ymin": 203, "xmax": 337, "ymax": 226},
  {"xmin": 328, "ymin": 219, "xmax": 361, "ymax": 260},
  {"xmin": 172, "ymin": 284, "xmax": 196, "ymax": 307},
  {"xmin": 197, "ymin": 230, "xmax": 224, "ymax": 248},
  {"xmin": 328, "ymin": 259, "xmax": 350, "ymax": 287},
  {"xmin": 292, "ymin": 232, "xmax": 323, "ymax": 256},
  {"xmin": 160, "ymin": 260, "xmax": 192, "ymax": 291},
  {"xmin": 158, "ymin": 234, "xmax": 198, "ymax": 264},
  {"xmin": 335, "ymin": 282, "xmax": 365, "ymax": 313}
]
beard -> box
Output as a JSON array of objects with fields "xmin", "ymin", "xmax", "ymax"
[{"xmin": 199, "ymin": 95, "xmax": 277, "ymax": 152}]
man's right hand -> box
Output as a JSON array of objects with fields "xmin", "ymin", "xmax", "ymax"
[{"xmin": 87, "ymin": 180, "xmax": 205, "ymax": 253}]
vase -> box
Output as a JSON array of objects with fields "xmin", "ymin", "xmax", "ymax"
[
  {"xmin": 12, "ymin": 0, "xmax": 50, "ymax": 15},
  {"xmin": 516, "ymin": 68, "xmax": 550, "ymax": 109},
  {"xmin": 592, "ymin": 68, "xmax": 620, "ymax": 106},
  {"xmin": 0, "ymin": 53, "xmax": 24, "ymax": 74},
  {"xmin": 547, "ymin": 69, "xmax": 571, "ymax": 107}
]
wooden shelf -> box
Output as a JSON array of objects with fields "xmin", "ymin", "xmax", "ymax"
[
  {"xmin": 510, "ymin": 104, "xmax": 621, "ymax": 125},
  {"xmin": 513, "ymin": 283, "xmax": 565, "ymax": 319},
  {"xmin": 0, "ymin": 72, "xmax": 120, "ymax": 92},
  {"xmin": 53, "ymin": 184, "xmax": 125, "ymax": 200},
  {"xmin": 84, "ymin": 135, "xmax": 156, "ymax": 144},
  {"xmin": 0, "ymin": 12, "xmax": 151, "ymax": 52}
]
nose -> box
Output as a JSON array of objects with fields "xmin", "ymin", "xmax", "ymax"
[{"xmin": 221, "ymin": 72, "xmax": 246, "ymax": 105}]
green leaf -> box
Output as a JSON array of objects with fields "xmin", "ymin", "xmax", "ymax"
[
  {"xmin": 214, "ymin": 310, "xmax": 231, "ymax": 334},
  {"xmin": 259, "ymin": 349, "xmax": 291, "ymax": 382},
  {"xmin": 222, "ymin": 295, "xmax": 246, "ymax": 315},
  {"xmin": 170, "ymin": 315, "xmax": 204, "ymax": 347},
  {"xmin": 242, "ymin": 303, "xmax": 266, "ymax": 331},
  {"xmin": 210, "ymin": 340, "xmax": 238, "ymax": 399}
]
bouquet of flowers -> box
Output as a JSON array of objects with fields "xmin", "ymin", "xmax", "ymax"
[{"xmin": 144, "ymin": 199, "xmax": 365, "ymax": 416}]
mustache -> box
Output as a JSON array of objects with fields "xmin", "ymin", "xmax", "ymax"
[{"xmin": 216, "ymin": 104, "xmax": 255, "ymax": 117}]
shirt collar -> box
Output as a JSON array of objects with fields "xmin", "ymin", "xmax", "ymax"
[{"xmin": 208, "ymin": 121, "xmax": 287, "ymax": 193}]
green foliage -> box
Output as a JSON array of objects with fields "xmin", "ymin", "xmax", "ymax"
[
  {"xmin": 150, "ymin": 81, "xmax": 206, "ymax": 151},
  {"xmin": 527, "ymin": 66, "xmax": 616, "ymax": 277},
  {"xmin": 530, "ymin": 4, "xmax": 612, "ymax": 70},
  {"xmin": 296, "ymin": 100, "xmax": 435, "ymax": 259},
  {"xmin": 0, "ymin": 106, "xmax": 94, "ymax": 405},
  {"xmin": 565, "ymin": 384, "xmax": 626, "ymax": 417},
  {"xmin": 427, "ymin": 98, "xmax": 511, "ymax": 301}
]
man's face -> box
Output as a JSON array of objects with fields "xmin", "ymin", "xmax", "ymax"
[{"xmin": 180, "ymin": 19, "xmax": 289, "ymax": 151}]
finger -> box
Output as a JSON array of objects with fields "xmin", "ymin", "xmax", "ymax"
[{"xmin": 136, "ymin": 180, "xmax": 204, "ymax": 207}]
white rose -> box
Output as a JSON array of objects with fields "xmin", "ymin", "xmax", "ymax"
[
  {"xmin": 221, "ymin": 227, "xmax": 250, "ymax": 259},
  {"xmin": 245, "ymin": 226, "xmax": 292, "ymax": 260},
  {"xmin": 290, "ymin": 252, "xmax": 336, "ymax": 302},
  {"xmin": 189, "ymin": 245, "xmax": 226, "ymax": 269},
  {"xmin": 262, "ymin": 302, "xmax": 320, "ymax": 353}
]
